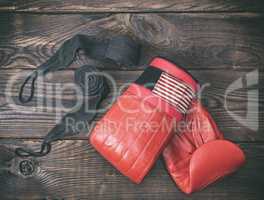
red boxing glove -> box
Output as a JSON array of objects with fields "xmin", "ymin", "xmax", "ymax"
[
  {"xmin": 163, "ymin": 101, "xmax": 246, "ymax": 194},
  {"xmin": 90, "ymin": 57, "xmax": 199, "ymax": 183}
]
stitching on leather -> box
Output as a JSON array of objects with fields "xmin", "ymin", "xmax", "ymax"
[
  {"xmin": 114, "ymin": 109, "xmax": 158, "ymax": 166},
  {"xmin": 124, "ymin": 112, "xmax": 170, "ymax": 179}
]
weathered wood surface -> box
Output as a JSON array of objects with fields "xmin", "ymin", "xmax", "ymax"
[
  {"xmin": 0, "ymin": 13, "xmax": 263, "ymax": 142},
  {"xmin": 0, "ymin": 69, "xmax": 262, "ymax": 141},
  {"xmin": 0, "ymin": 13, "xmax": 263, "ymax": 70},
  {"xmin": 1, "ymin": 0, "xmax": 264, "ymax": 12},
  {"xmin": 0, "ymin": 0, "xmax": 14, "ymax": 11},
  {"xmin": 0, "ymin": 1, "xmax": 263, "ymax": 199},
  {"xmin": 0, "ymin": 140, "xmax": 263, "ymax": 200}
]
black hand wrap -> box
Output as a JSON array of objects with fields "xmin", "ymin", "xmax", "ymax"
[{"xmin": 15, "ymin": 34, "xmax": 141, "ymax": 157}]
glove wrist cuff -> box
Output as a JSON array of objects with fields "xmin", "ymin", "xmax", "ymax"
[
  {"xmin": 150, "ymin": 57, "xmax": 199, "ymax": 92},
  {"xmin": 134, "ymin": 57, "xmax": 199, "ymax": 114}
]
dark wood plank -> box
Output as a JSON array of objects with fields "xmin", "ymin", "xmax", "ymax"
[
  {"xmin": 0, "ymin": 13, "xmax": 264, "ymax": 70},
  {"xmin": 0, "ymin": 0, "xmax": 15, "ymax": 11},
  {"xmin": 0, "ymin": 140, "xmax": 262, "ymax": 200},
  {"xmin": 13, "ymin": 0, "xmax": 264, "ymax": 13},
  {"xmin": 0, "ymin": 69, "xmax": 262, "ymax": 141}
]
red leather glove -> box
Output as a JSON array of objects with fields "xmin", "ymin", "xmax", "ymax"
[
  {"xmin": 163, "ymin": 101, "xmax": 246, "ymax": 194},
  {"xmin": 90, "ymin": 57, "xmax": 199, "ymax": 183}
]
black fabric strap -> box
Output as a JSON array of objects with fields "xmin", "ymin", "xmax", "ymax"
[
  {"xmin": 15, "ymin": 143, "xmax": 51, "ymax": 157},
  {"xmin": 18, "ymin": 71, "xmax": 38, "ymax": 103},
  {"xmin": 18, "ymin": 35, "xmax": 140, "ymax": 103},
  {"xmin": 135, "ymin": 66, "xmax": 163, "ymax": 90},
  {"xmin": 15, "ymin": 34, "xmax": 140, "ymax": 157}
]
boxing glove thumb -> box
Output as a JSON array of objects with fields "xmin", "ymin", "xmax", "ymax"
[{"xmin": 163, "ymin": 101, "xmax": 246, "ymax": 194}]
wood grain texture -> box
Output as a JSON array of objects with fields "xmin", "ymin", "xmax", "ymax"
[
  {"xmin": 0, "ymin": 13, "xmax": 264, "ymax": 70},
  {"xmin": 0, "ymin": 0, "xmax": 263, "ymax": 199},
  {"xmin": 0, "ymin": 0, "xmax": 14, "ymax": 11},
  {"xmin": 11, "ymin": 0, "xmax": 264, "ymax": 13},
  {"xmin": 0, "ymin": 69, "xmax": 262, "ymax": 141},
  {"xmin": 0, "ymin": 140, "xmax": 263, "ymax": 200}
]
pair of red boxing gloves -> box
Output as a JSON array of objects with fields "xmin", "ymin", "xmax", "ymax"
[{"xmin": 90, "ymin": 57, "xmax": 245, "ymax": 194}]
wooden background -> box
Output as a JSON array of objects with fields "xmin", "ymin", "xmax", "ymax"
[{"xmin": 0, "ymin": 1, "xmax": 263, "ymax": 200}]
